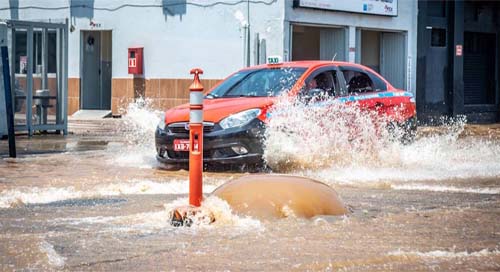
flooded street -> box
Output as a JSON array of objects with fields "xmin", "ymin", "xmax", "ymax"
[
  {"xmin": 1, "ymin": 115, "xmax": 500, "ymax": 270},
  {"xmin": 2, "ymin": 0, "xmax": 500, "ymax": 270}
]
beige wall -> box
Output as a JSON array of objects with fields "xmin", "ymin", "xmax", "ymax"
[
  {"xmin": 109, "ymin": 78, "xmax": 221, "ymax": 115},
  {"xmin": 68, "ymin": 78, "xmax": 80, "ymax": 115},
  {"xmin": 16, "ymin": 76, "xmax": 217, "ymax": 116}
]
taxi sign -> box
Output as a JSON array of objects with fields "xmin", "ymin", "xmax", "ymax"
[{"xmin": 267, "ymin": 56, "xmax": 282, "ymax": 65}]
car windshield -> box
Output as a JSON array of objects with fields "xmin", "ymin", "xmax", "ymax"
[{"xmin": 206, "ymin": 67, "xmax": 306, "ymax": 98}]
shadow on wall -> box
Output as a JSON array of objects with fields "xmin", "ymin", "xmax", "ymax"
[
  {"xmin": 70, "ymin": 0, "xmax": 95, "ymax": 20},
  {"xmin": 162, "ymin": 0, "xmax": 186, "ymax": 21},
  {"xmin": 9, "ymin": 0, "xmax": 18, "ymax": 20}
]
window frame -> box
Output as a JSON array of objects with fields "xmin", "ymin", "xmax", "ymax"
[
  {"xmin": 304, "ymin": 65, "xmax": 347, "ymax": 97},
  {"xmin": 339, "ymin": 65, "xmax": 387, "ymax": 94},
  {"xmin": 14, "ymin": 29, "xmax": 58, "ymax": 74}
]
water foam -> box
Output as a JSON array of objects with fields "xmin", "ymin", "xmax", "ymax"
[
  {"xmin": 39, "ymin": 240, "xmax": 66, "ymax": 268},
  {"xmin": 388, "ymin": 248, "xmax": 500, "ymax": 259},
  {"xmin": 0, "ymin": 179, "xmax": 217, "ymax": 208},
  {"xmin": 164, "ymin": 196, "xmax": 263, "ymax": 230},
  {"xmin": 264, "ymin": 98, "xmax": 500, "ymax": 183},
  {"xmin": 391, "ymin": 184, "xmax": 500, "ymax": 195},
  {"xmin": 0, "ymin": 187, "xmax": 83, "ymax": 208},
  {"xmin": 55, "ymin": 196, "xmax": 263, "ymax": 232}
]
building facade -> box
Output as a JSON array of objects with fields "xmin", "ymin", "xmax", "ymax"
[
  {"xmin": 1, "ymin": 0, "xmax": 417, "ymax": 117},
  {"xmin": 287, "ymin": 0, "xmax": 417, "ymax": 95},
  {"xmin": 417, "ymin": 0, "xmax": 500, "ymax": 123}
]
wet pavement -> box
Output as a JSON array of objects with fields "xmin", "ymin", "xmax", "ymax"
[{"xmin": 1, "ymin": 122, "xmax": 500, "ymax": 271}]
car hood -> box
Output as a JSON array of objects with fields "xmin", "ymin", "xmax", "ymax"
[{"xmin": 165, "ymin": 97, "xmax": 275, "ymax": 124}]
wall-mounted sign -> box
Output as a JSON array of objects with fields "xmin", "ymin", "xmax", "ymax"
[
  {"xmin": 294, "ymin": 0, "xmax": 398, "ymax": 17},
  {"xmin": 128, "ymin": 58, "xmax": 136, "ymax": 68},
  {"xmin": 19, "ymin": 56, "xmax": 27, "ymax": 74},
  {"xmin": 456, "ymin": 45, "xmax": 463, "ymax": 56},
  {"xmin": 89, "ymin": 20, "xmax": 102, "ymax": 28}
]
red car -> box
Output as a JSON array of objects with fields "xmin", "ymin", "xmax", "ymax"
[{"xmin": 155, "ymin": 60, "xmax": 416, "ymax": 168}]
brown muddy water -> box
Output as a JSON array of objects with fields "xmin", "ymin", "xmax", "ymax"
[{"xmin": 1, "ymin": 104, "xmax": 500, "ymax": 270}]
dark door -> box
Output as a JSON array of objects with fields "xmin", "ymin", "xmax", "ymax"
[
  {"xmin": 81, "ymin": 31, "xmax": 112, "ymax": 110},
  {"xmin": 424, "ymin": 27, "xmax": 450, "ymax": 116},
  {"xmin": 463, "ymin": 32, "xmax": 496, "ymax": 105},
  {"xmin": 81, "ymin": 31, "xmax": 101, "ymax": 109}
]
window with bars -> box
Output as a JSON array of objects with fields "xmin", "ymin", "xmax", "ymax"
[{"xmin": 14, "ymin": 30, "xmax": 57, "ymax": 74}]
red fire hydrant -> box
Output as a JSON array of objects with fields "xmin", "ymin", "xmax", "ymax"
[
  {"xmin": 169, "ymin": 68, "xmax": 212, "ymax": 227},
  {"xmin": 189, "ymin": 68, "xmax": 204, "ymax": 207}
]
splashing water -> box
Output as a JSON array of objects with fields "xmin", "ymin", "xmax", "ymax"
[
  {"xmin": 387, "ymin": 248, "xmax": 500, "ymax": 259},
  {"xmin": 39, "ymin": 240, "xmax": 66, "ymax": 268},
  {"xmin": 263, "ymin": 97, "xmax": 500, "ymax": 184},
  {"xmin": 110, "ymin": 98, "xmax": 162, "ymax": 168},
  {"xmin": 164, "ymin": 196, "xmax": 263, "ymax": 230},
  {"xmin": 53, "ymin": 196, "xmax": 263, "ymax": 233},
  {"xmin": 264, "ymin": 97, "xmax": 399, "ymax": 171},
  {"xmin": 0, "ymin": 179, "xmax": 219, "ymax": 208}
]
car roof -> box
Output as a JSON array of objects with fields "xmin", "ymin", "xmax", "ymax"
[
  {"xmin": 241, "ymin": 61, "xmax": 367, "ymax": 70},
  {"xmin": 239, "ymin": 60, "xmax": 394, "ymax": 90}
]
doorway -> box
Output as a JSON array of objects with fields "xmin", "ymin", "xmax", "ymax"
[
  {"xmin": 463, "ymin": 32, "xmax": 496, "ymax": 105},
  {"xmin": 291, "ymin": 25, "xmax": 347, "ymax": 61},
  {"xmin": 81, "ymin": 30, "xmax": 112, "ymax": 110},
  {"xmin": 357, "ymin": 29, "xmax": 406, "ymax": 89}
]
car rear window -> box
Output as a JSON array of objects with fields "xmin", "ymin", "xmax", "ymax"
[{"xmin": 206, "ymin": 67, "xmax": 306, "ymax": 98}]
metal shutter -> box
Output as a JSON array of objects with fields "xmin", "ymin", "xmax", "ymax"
[{"xmin": 380, "ymin": 32, "xmax": 406, "ymax": 89}]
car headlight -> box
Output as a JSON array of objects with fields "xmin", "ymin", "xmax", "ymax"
[
  {"xmin": 219, "ymin": 108, "xmax": 261, "ymax": 129},
  {"xmin": 158, "ymin": 113, "xmax": 166, "ymax": 130}
]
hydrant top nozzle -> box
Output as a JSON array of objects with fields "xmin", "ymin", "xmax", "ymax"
[
  {"xmin": 190, "ymin": 68, "xmax": 203, "ymax": 75},
  {"xmin": 189, "ymin": 68, "xmax": 204, "ymax": 91}
]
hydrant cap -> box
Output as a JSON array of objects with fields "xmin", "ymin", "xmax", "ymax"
[
  {"xmin": 189, "ymin": 68, "xmax": 204, "ymax": 91},
  {"xmin": 190, "ymin": 68, "xmax": 204, "ymax": 76}
]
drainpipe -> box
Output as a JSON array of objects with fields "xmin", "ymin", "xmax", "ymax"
[{"xmin": 246, "ymin": 0, "xmax": 250, "ymax": 67}]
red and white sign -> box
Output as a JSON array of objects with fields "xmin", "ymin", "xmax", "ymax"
[
  {"xmin": 456, "ymin": 45, "xmax": 463, "ymax": 56},
  {"xmin": 128, "ymin": 58, "xmax": 136, "ymax": 68}
]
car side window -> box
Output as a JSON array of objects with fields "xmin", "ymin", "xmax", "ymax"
[
  {"xmin": 341, "ymin": 70, "xmax": 374, "ymax": 94},
  {"xmin": 364, "ymin": 70, "xmax": 388, "ymax": 92},
  {"xmin": 304, "ymin": 70, "xmax": 338, "ymax": 98}
]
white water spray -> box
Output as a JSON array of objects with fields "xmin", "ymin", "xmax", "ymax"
[
  {"xmin": 264, "ymin": 97, "xmax": 500, "ymax": 186},
  {"xmin": 110, "ymin": 98, "xmax": 162, "ymax": 168}
]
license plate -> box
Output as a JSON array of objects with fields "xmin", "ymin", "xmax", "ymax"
[
  {"xmin": 173, "ymin": 139, "xmax": 190, "ymax": 152},
  {"xmin": 173, "ymin": 139, "xmax": 199, "ymax": 152}
]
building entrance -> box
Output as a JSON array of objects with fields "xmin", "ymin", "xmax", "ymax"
[
  {"xmin": 81, "ymin": 30, "xmax": 112, "ymax": 110},
  {"xmin": 291, "ymin": 25, "xmax": 347, "ymax": 62},
  {"xmin": 463, "ymin": 32, "xmax": 496, "ymax": 105},
  {"xmin": 358, "ymin": 29, "xmax": 407, "ymax": 90}
]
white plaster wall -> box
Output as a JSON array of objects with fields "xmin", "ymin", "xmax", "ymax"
[
  {"xmin": 284, "ymin": 1, "xmax": 418, "ymax": 93},
  {"xmin": 0, "ymin": 0, "xmax": 284, "ymax": 79}
]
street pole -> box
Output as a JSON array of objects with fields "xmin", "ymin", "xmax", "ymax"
[
  {"xmin": 246, "ymin": 0, "xmax": 251, "ymax": 67},
  {"xmin": 188, "ymin": 68, "xmax": 204, "ymax": 207},
  {"xmin": 1, "ymin": 46, "xmax": 16, "ymax": 158}
]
